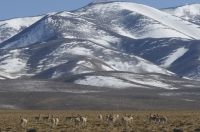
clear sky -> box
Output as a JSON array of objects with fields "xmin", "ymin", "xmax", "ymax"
[{"xmin": 0, "ymin": 0, "xmax": 199, "ymax": 20}]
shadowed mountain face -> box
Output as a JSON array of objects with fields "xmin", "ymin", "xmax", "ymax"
[
  {"xmin": 0, "ymin": 1, "xmax": 200, "ymax": 90},
  {"xmin": 120, "ymin": 38, "xmax": 200, "ymax": 80}
]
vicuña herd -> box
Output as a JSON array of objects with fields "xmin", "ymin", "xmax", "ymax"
[{"xmin": 19, "ymin": 113, "xmax": 167, "ymax": 129}]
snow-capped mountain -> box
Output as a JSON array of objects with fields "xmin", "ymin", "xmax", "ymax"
[
  {"xmin": 2, "ymin": 2, "xmax": 200, "ymax": 49},
  {"xmin": 0, "ymin": 16, "xmax": 43, "ymax": 43},
  {"xmin": 0, "ymin": 1, "xmax": 200, "ymax": 89},
  {"xmin": 163, "ymin": 4, "xmax": 200, "ymax": 25},
  {"xmin": 76, "ymin": 2, "xmax": 200, "ymax": 40}
]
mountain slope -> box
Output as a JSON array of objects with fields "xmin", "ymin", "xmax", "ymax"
[{"xmin": 0, "ymin": 37, "xmax": 172, "ymax": 80}]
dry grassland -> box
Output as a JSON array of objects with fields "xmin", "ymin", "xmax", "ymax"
[{"xmin": 0, "ymin": 110, "xmax": 200, "ymax": 132}]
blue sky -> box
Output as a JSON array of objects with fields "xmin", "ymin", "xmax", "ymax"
[{"xmin": 0, "ymin": 0, "xmax": 199, "ymax": 20}]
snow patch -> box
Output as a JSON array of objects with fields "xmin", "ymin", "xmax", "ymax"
[
  {"xmin": 0, "ymin": 49, "xmax": 26, "ymax": 73},
  {"xmin": 0, "ymin": 77, "xmax": 5, "ymax": 80},
  {"xmin": 112, "ymin": 26, "xmax": 136, "ymax": 39},
  {"xmin": 161, "ymin": 47, "xmax": 188, "ymax": 68},
  {"xmin": 0, "ymin": 58, "xmax": 26, "ymax": 73},
  {"xmin": 68, "ymin": 47, "xmax": 93, "ymax": 56},
  {"xmin": 57, "ymin": 89, "xmax": 102, "ymax": 94},
  {"xmin": 0, "ymin": 49, "xmax": 28, "ymax": 79},
  {"xmin": 112, "ymin": 73, "xmax": 175, "ymax": 89},
  {"xmin": 75, "ymin": 76, "xmax": 138, "ymax": 88},
  {"xmin": 182, "ymin": 99, "xmax": 195, "ymax": 102},
  {"xmin": 0, "ymin": 104, "xmax": 17, "ymax": 109}
]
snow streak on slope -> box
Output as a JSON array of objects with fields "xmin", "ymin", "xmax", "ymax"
[
  {"xmin": 0, "ymin": 16, "xmax": 43, "ymax": 43},
  {"xmin": 161, "ymin": 47, "xmax": 188, "ymax": 68}
]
